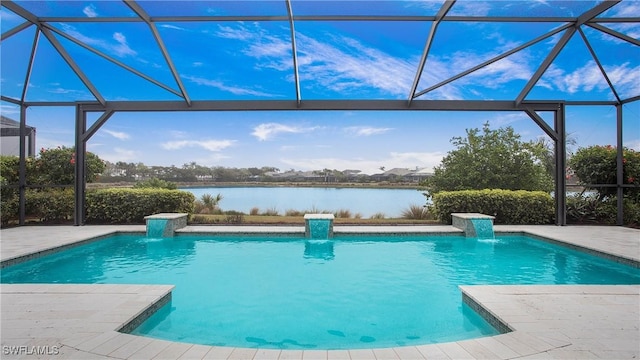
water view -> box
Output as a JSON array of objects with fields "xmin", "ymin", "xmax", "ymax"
[{"xmin": 181, "ymin": 187, "xmax": 426, "ymax": 218}]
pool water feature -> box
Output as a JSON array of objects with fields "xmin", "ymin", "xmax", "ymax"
[
  {"xmin": 470, "ymin": 218, "xmax": 495, "ymax": 239},
  {"xmin": 146, "ymin": 219, "xmax": 168, "ymax": 238},
  {"xmin": 304, "ymin": 214, "xmax": 334, "ymax": 239},
  {"xmin": 2, "ymin": 234, "xmax": 639, "ymax": 350}
]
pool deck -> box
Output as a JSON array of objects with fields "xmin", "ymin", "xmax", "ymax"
[{"xmin": 1, "ymin": 225, "xmax": 639, "ymax": 359}]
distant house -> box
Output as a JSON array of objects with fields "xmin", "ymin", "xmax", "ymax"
[
  {"xmin": 371, "ymin": 167, "xmax": 433, "ymax": 182},
  {"xmin": 407, "ymin": 167, "xmax": 434, "ymax": 182},
  {"xmin": 0, "ymin": 116, "xmax": 36, "ymax": 157}
]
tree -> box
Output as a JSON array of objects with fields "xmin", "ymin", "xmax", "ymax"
[
  {"xmin": 569, "ymin": 145, "xmax": 639, "ymax": 200},
  {"xmin": 32, "ymin": 146, "xmax": 105, "ymax": 185},
  {"xmin": 421, "ymin": 122, "xmax": 553, "ymax": 195}
]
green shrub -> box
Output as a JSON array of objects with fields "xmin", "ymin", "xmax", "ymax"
[
  {"xmin": 570, "ymin": 145, "xmax": 639, "ymax": 200},
  {"xmin": 25, "ymin": 189, "xmax": 75, "ymax": 223},
  {"xmin": 86, "ymin": 188, "xmax": 194, "ymax": 224},
  {"xmin": 223, "ymin": 211, "xmax": 244, "ymax": 224},
  {"xmin": 567, "ymin": 193, "xmax": 640, "ymax": 227},
  {"xmin": 0, "ymin": 190, "xmax": 19, "ymax": 226},
  {"xmin": 334, "ymin": 209, "xmax": 352, "ymax": 218},
  {"xmin": 431, "ymin": 189, "xmax": 554, "ymax": 225},
  {"xmin": 401, "ymin": 204, "xmax": 432, "ymax": 220}
]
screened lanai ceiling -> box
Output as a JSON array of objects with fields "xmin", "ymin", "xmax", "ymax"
[{"xmin": 1, "ymin": 0, "xmax": 639, "ymax": 106}]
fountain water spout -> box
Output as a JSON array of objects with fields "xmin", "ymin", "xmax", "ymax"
[{"xmin": 304, "ymin": 214, "xmax": 335, "ymax": 239}]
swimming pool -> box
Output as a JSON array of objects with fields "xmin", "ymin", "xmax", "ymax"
[{"xmin": 2, "ymin": 233, "xmax": 639, "ymax": 350}]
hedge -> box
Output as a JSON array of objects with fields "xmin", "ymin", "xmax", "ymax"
[
  {"xmin": 26, "ymin": 189, "xmax": 75, "ymax": 223},
  {"xmin": 431, "ymin": 189, "xmax": 554, "ymax": 225},
  {"xmin": 567, "ymin": 193, "xmax": 640, "ymax": 227},
  {"xmin": 1, "ymin": 188, "xmax": 195, "ymax": 225},
  {"xmin": 86, "ymin": 188, "xmax": 195, "ymax": 224}
]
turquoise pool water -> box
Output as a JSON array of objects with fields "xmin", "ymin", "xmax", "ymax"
[{"xmin": 2, "ymin": 234, "xmax": 639, "ymax": 350}]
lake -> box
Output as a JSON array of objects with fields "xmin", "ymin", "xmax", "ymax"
[{"xmin": 181, "ymin": 186, "xmax": 427, "ymax": 218}]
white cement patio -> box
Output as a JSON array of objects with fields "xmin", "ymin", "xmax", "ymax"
[{"xmin": 1, "ymin": 225, "xmax": 639, "ymax": 359}]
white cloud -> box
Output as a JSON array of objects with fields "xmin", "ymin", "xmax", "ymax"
[
  {"xmin": 83, "ymin": 4, "xmax": 98, "ymax": 18},
  {"xmin": 544, "ymin": 61, "xmax": 640, "ymax": 97},
  {"xmin": 448, "ymin": 1, "xmax": 492, "ymax": 16},
  {"xmin": 161, "ymin": 139, "xmax": 236, "ymax": 152},
  {"xmin": 344, "ymin": 126, "xmax": 393, "ymax": 137},
  {"xmin": 0, "ymin": 104, "xmax": 20, "ymax": 115},
  {"xmin": 112, "ymin": 32, "xmax": 136, "ymax": 58},
  {"xmin": 60, "ymin": 24, "xmax": 137, "ymax": 58},
  {"xmin": 252, "ymin": 123, "xmax": 318, "ymax": 141},
  {"xmin": 89, "ymin": 147, "xmax": 137, "ymax": 163},
  {"xmin": 103, "ymin": 129, "xmax": 130, "ymax": 140},
  {"xmin": 182, "ymin": 75, "xmax": 274, "ymax": 97},
  {"xmin": 489, "ymin": 113, "xmax": 531, "ymax": 127},
  {"xmin": 159, "ymin": 24, "xmax": 186, "ymax": 31},
  {"xmin": 212, "ymin": 23, "xmax": 440, "ymax": 99}
]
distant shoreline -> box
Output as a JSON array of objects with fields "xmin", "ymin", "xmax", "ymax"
[
  {"xmin": 177, "ymin": 181, "xmax": 422, "ymax": 190},
  {"xmin": 88, "ymin": 181, "xmax": 422, "ymax": 190},
  {"xmin": 90, "ymin": 181, "xmax": 583, "ymax": 192}
]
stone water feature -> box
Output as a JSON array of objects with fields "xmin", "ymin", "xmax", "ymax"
[
  {"xmin": 144, "ymin": 213, "xmax": 188, "ymax": 237},
  {"xmin": 452, "ymin": 213, "xmax": 495, "ymax": 239},
  {"xmin": 303, "ymin": 214, "xmax": 335, "ymax": 260},
  {"xmin": 304, "ymin": 213, "xmax": 335, "ymax": 239}
]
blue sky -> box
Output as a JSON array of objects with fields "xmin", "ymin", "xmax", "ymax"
[{"xmin": 1, "ymin": 1, "xmax": 639, "ymax": 174}]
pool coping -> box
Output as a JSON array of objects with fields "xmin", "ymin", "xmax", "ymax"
[{"xmin": 1, "ymin": 224, "xmax": 639, "ymax": 359}]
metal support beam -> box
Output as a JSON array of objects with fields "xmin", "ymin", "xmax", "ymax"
[
  {"xmin": 408, "ymin": 0, "xmax": 455, "ymax": 105},
  {"xmin": 616, "ymin": 104, "xmax": 624, "ymax": 226},
  {"xmin": 18, "ymin": 106, "xmax": 28, "ymax": 225},
  {"xmin": 285, "ymin": 0, "xmax": 302, "ymax": 106},
  {"xmin": 622, "ymin": 96, "xmax": 640, "ymax": 105},
  {"xmin": 40, "ymin": 27, "xmax": 106, "ymax": 105},
  {"xmin": 587, "ymin": 23, "xmax": 640, "ymax": 46},
  {"xmin": 74, "ymin": 105, "xmax": 87, "ymax": 225},
  {"xmin": 124, "ymin": 0, "xmax": 192, "ymax": 106},
  {"xmin": 515, "ymin": 0, "xmax": 620, "ymax": 105},
  {"xmin": 415, "ymin": 24, "xmax": 571, "ymax": 99},
  {"xmin": 83, "ymin": 109, "xmax": 116, "ymax": 142},
  {"xmin": 554, "ymin": 103, "xmax": 567, "ymax": 225},
  {"xmin": 1, "ymin": 1, "xmax": 39, "ymax": 23},
  {"xmin": 20, "ymin": 28, "xmax": 40, "ymax": 103},
  {"xmin": 77, "ymin": 99, "xmax": 562, "ymax": 113},
  {"xmin": 524, "ymin": 108, "xmax": 558, "ymax": 140},
  {"xmin": 578, "ymin": 28, "xmax": 621, "ymax": 103},
  {"xmin": 1, "ymin": 96, "xmax": 22, "ymax": 105},
  {"xmin": 516, "ymin": 27, "xmax": 576, "ymax": 106},
  {"xmin": 1, "ymin": 21, "xmax": 32, "ymax": 41},
  {"xmin": 44, "ymin": 25, "xmax": 183, "ymax": 99}
]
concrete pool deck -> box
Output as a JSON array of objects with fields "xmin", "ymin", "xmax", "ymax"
[{"xmin": 1, "ymin": 225, "xmax": 639, "ymax": 359}]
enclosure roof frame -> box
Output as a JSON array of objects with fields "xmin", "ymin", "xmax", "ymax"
[{"xmin": 1, "ymin": 0, "xmax": 637, "ymax": 226}]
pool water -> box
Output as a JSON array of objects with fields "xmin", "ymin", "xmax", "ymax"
[{"xmin": 2, "ymin": 234, "xmax": 639, "ymax": 350}]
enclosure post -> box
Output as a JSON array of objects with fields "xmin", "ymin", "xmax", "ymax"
[
  {"xmin": 18, "ymin": 105, "xmax": 28, "ymax": 226},
  {"xmin": 74, "ymin": 104, "xmax": 87, "ymax": 226},
  {"xmin": 554, "ymin": 103, "xmax": 567, "ymax": 226},
  {"xmin": 616, "ymin": 104, "xmax": 624, "ymax": 226}
]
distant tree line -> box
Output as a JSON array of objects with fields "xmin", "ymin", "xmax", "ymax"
[
  {"xmin": 100, "ymin": 162, "xmax": 383, "ymax": 183},
  {"xmin": 100, "ymin": 161, "xmax": 280, "ymax": 183}
]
